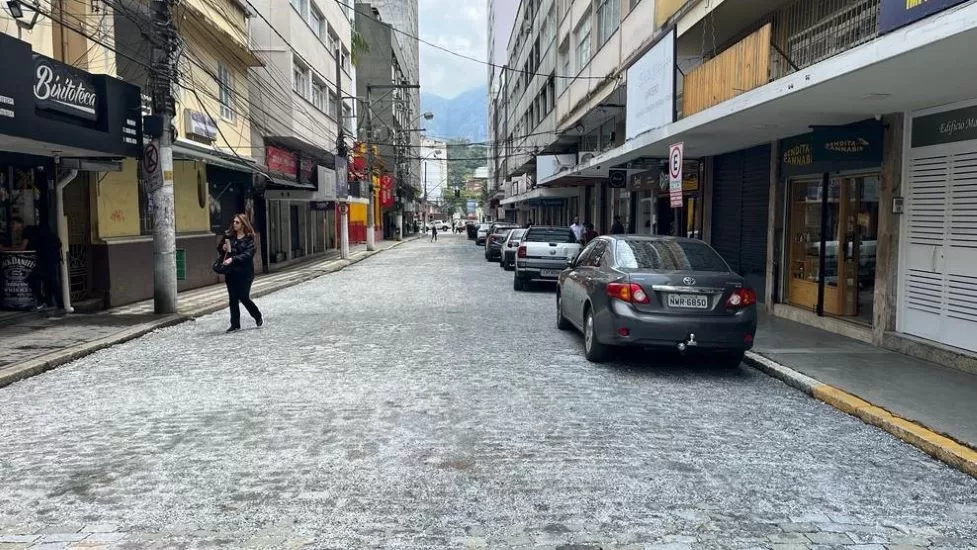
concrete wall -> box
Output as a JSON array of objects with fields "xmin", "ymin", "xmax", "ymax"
[{"xmin": 95, "ymin": 159, "xmax": 141, "ymax": 239}]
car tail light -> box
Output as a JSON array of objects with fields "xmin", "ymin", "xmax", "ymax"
[
  {"xmin": 517, "ymin": 245, "xmax": 527, "ymax": 258},
  {"xmin": 726, "ymin": 288, "xmax": 757, "ymax": 308},
  {"xmin": 606, "ymin": 282, "xmax": 650, "ymax": 304}
]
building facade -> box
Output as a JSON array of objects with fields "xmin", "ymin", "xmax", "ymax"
[
  {"xmin": 355, "ymin": 2, "xmax": 420, "ymax": 240},
  {"xmin": 496, "ymin": 0, "xmax": 977, "ymax": 371},
  {"xmin": 249, "ymin": 0, "xmax": 356, "ymax": 269},
  {"xmin": 355, "ymin": 0, "xmax": 421, "ymax": 197},
  {"xmin": 419, "ymin": 138, "xmax": 447, "ymax": 220},
  {"xmin": 1, "ymin": 3, "xmax": 143, "ymax": 311}
]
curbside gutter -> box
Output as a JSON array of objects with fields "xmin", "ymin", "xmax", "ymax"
[
  {"xmin": 744, "ymin": 351, "xmax": 977, "ymax": 479},
  {"xmin": 0, "ymin": 239, "xmax": 415, "ymax": 390}
]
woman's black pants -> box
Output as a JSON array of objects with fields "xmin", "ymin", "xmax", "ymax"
[{"xmin": 226, "ymin": 276, "xmax": 261, "ymax": 328}]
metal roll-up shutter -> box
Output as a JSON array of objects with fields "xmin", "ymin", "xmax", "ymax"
[
  {"xmin": 739, "ymin": 145, "xmax": 772, "ymax": 297},
  {"xmin": 711, "ymin": 153, "xmax": 743, "ymax": 272},
  {"xmin": 710, "ymin": 145, "xmax": 771, "ymax": 299}
]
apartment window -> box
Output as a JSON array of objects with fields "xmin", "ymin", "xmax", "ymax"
[
  {"xmin": 310, "ymin": 6, "xmax": 325, "ymax": 38},
  {"xmin": 341, "ymin": 47, "xmax": 350, "ymax": 72},
  {"xmin": 328, "ymin": 31, "xmax": 339, "ymax": 55},
  {"xmin": 217, "ymin": 63, "xmax": 235, "ymax": 121},
  {"xmin": 311, "ymin": 80, "xmax": 325, "ymax": 110},
  {"xmin": 597, "ymin": 0, "xmax": 620, "ymax": 46},
  {"xmin": 327, "ymin": 91, "xmax": 338, "ymax": 119},
  {"xmin": 547, "ymin": 75, "xmax": 556, "ymax": 111},
  {"xmin": 290, "ymin": 0, "xmax": 307, "ymax": 16},
  {"xmin": 542, "ymin": 8, "xmax": 555, "ymax": 47},
  {"xmin": 343, "ymin": 102, "xmax": 353, "ymax": 131},
  {"xmin": 293, "ymin": 62, "xmax": 310, "ymax": 98},
  {"xmin": 575, "ymin": 12, "xmax": 592, "ymax": 72}
]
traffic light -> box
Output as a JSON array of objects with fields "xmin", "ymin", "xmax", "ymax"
[{"xmin": 454, "ymin": 188, "xmax": 461, "ymax": 198}]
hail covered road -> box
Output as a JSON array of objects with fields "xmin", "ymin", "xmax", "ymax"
[{"xmin": 1, "ymin": 234, "xmax": 975, "ymax": 549}]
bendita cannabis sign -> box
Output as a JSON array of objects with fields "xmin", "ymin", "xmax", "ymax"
[{"xmin": 879, "ymin": 0, "xmax": 969, "ymax": 34}]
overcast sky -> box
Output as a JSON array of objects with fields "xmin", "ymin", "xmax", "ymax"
[{"xmin": 418, "ymin": 0, "xmax": 488, "ymax": 99}]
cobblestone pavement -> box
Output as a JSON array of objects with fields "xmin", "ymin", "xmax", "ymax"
[{"xmin": 1, "ymin": 234, "xmax": 976, "ymax": 550}]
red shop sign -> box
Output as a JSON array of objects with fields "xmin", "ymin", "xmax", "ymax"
[
  {"xmin": 266, "ymin": 146, "xmax": 297, "ymax": 176},
  {"xmin": 380, "ymin": 174, "xmax": 395, "ymax": 208}
]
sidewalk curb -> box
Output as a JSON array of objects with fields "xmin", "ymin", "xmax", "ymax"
[
  {"xmin": 744, "ymin": 351, "xmax": 977, "ymax": 478},
  {"xmin": 0, "ymin": 238, "xmax": 415, "ymax": 390}
]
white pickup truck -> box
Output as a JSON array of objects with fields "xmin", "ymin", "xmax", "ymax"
[{"xmin": 513, "ymin": 226, "xmax": 582, "ymax": 291}]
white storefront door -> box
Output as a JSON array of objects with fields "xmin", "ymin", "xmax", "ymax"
[{"xmin": 900, "ymin": 103, "xmax": 977, "ymax": 353}]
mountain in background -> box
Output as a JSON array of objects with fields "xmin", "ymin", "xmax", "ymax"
[{"xmin": 420, "ymin": 85, "xmax": 488, "ymax": 143}]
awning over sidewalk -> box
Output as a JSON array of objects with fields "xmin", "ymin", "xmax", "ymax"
[
  {"xmin": 541, "ymin": 3, "xmax": 977, "ymax": 184},
  {"xmin": 500, "ymin": 186, "xmax": 581, "ymax": 206},
  {"xmin": 173, "ymin": 140, "xmax": 259, "ymax": 174}
]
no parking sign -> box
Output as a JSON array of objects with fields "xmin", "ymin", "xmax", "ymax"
[{"xmin": 668, "ymin": 142, "xmax": 684, "ymax": 209}]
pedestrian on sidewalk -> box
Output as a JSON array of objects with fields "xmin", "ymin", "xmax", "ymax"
[
  {"xmin": 219, "ymin": 214, "xmax": 262, "ymax": 333},
  {"xmin": 582, "ymin": 222, "xmax": 599, "ymax": 245},
  {"xmin": 610, "ymin": 216, "xmax": 625, "ymax": 235},
  {"xmin": 0, "ymin": 217, "xmax": 63, "ymax": 311},
  {"xmin": 431, "ymin": 223, "xmax": 438, "ymax": 242}
]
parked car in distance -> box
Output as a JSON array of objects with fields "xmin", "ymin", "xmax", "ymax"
[
  {"xmin": 556, "ymin": 236, "xmax": 758, "ymax": 365},
  {"xmin": 513, "ymin": 226, "xmax": 581, "ymax": 291},
  {"xmin": 500, "ymin": 228, "xmax": 526, "ymax": 270},
  {"xmin": 475, "ymin": 223, "xmax": 492, "ymax": 246},
  {"xmin": 485, "ymin": 225, "xmax": 520, "ymax": 261}
]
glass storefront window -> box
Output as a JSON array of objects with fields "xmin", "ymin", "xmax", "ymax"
[{"xmin": 785, "ymin": 173, "xmax": 879, "ymax": 322}]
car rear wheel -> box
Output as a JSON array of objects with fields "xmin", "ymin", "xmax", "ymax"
[
  {"xmin": 513, "ymin": 275, "xmax": 526, "ymax": 291},
  {"xmin": 715, "ymin": 350, "xmax": 745, "ymax": 370},
  {"xmin": 583, "ymin": 308, "xmax": 610, "ymax": 362},
  {"xmin": 556, "ymin": 294, "xmax": 570, "ymax": 331}
]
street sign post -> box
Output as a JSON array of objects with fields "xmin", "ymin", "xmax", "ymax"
[{"xmin": 669, "ymin": 142, "xmax": 684, "ymax": 208}]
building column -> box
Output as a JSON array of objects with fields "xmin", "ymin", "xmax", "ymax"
[{"xmin": 873, "ymin": 113, "xmax": 905, "ymax": 345}]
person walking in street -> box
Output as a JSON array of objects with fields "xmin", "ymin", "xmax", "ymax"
[
  {"xmin": 0, "ymin": 217, "xmax": 63, "ymax": 310},
  {"xmin": 219, "ymin": 214, "xmax": 262, "ymax": 333},
  {"xmin": 610, "ymin": 216, "xmax": 626, "ymax": 235},
  {"xmin": 431, "ymin": 223, "xmax": 438, "ymax": 242},
  {"xmin": 582, "ymin": 222, "xmax": 599, "ymax": 245},
  {"xmin": 570, "ymin": 217, "xmax": 583, "ymax": 243}
]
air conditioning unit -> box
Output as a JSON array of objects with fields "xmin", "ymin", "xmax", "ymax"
[{"xmin": 578, "ymin": 151, "xmax": 598, "ymax": 165}]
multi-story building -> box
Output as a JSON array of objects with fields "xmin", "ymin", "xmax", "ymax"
[
  {"xmin": 419, "ymin": 138, "xmax": 447, "ymax": 219},
  {"xmin": 104, "ymin": 0, "xmax": 262, "ymax": 306},
  {"xmin": 488, "ymin": 0, "xmax": 520, "ymax": 200},
  {"xmin": 249, "ymin": 0, "xmax": 355, "ymax": 268},
  {"xmin": 355, "ymin": 0, "xmax": 421, "ymax": 197},
  {"xmin": 0, "ymin": 3, "xmax": 141, "ymax": 312},
  {"xmin": 355, "ymin": 2, "xmax": 420, "ymax": 240},
  {"xmin": 496, "ymin": 0, "xmax": 977, "ymax": 370}
]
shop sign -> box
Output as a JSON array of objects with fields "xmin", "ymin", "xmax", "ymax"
[
  {"xmin": 266, "ymin": 146, "xmax": 297, "ymax": 176},
  {"xmin": 626, "ymin": 28, "xmax": 676, "ymax": 140},
  {"xmin": 335, "ymin": 156, "xmax": 349, "ymax": 198},
  {"xmin": 780, "ymin": 121, "xmax": 883, "ymax": 177},
  {"xmin": 1, "ymin": 251, "xmax": 37, "ymax": 310},
  {"xmin": 810, "ymin": 122, "xmax": 883, "ymax": 163},
  {"xmin": 911, "ymin": 104, "xmax": 977, "ymax": 148},
  {"xmin": 33, "ymin": 55, "xmax": 98, "ymax": 121},
  {"xmin": 184, "ymin": 109, "xmax": 217, "ymax": 141},
  {"xmin": 316, "ymin": 166, "xmax": 337, "ymax": 201},
  {"xmin": 301, "ymin": 157, "xmax": 315, "ymax": 184},
  {"xmin": 879, "ymin": 0, "xmax": 968, "ymax": 34},
  {"xmin": 467, "ymin": 199, "xmax": 478, "ymax": 214},
  {"xmin": 528, "ymin": 198, "xmax": 566, "ymax": 207},
  {"xmin": 380, "ymin": 174, "xmax": 395, "ymax": 208},
  {"xmin": 311, "ymin": 201, "xmax": 334, "ymax": 211}
]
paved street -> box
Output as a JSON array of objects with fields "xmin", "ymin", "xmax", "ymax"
[{"xmin": 1, "ymin": 233, "xmax": 976, "ymax": 549}]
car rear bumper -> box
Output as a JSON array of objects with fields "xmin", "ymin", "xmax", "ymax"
[
  {"xmin": 486, "ymin": 247, "xmax": 503, "ymax": 259},
  {"xmin": 476, "ymin": 237, "xmax": 487, "ymax": 245},
  {"xmin": 515, "ymin": 263, "xmax": 566, "ymax": 281},
  {"xmin": 596, "ymin": 300, "xmax": 757, "ymax": 351}
]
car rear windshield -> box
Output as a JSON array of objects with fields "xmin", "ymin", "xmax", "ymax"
[
  {"xmin": 492, "ymin": 226, "xmax": 518, "ymax": 234},
  {"xmin": 509, "ymin": 229, "xmax": 526, "ymax": 239},
  {"xmin": 615, "ymin": 240, "xmax": 730, "ymax": 272},
  {"xmin": 523, "ymin": 227, "xmax": 577, "ymax": 243}
]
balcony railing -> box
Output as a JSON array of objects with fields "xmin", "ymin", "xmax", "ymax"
[{"xmin": 681, "ymin": 0, "xmax": 880, "ymax": 118}]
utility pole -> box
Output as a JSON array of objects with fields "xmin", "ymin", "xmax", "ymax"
[
  {"xmin": 364, "ymin": 83, "xmax": 420, "ymax": 251},
  {"xmin": 365, "ymin": 86, "xmax": 377, "ymax": 251},
  {"xmin": 335, "ymin": 48, "xmax": 350, "ymax": 259},
  {"xmin": 148, "ymin": 0, "xmax": 179, "ymax": 314}
]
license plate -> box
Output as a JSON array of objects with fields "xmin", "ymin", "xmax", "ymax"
[
  {"xmin": 540, "ymin": 269, "xmax": 562, "ymax": 277},
  {"xmin": 667, "ymin": 294, "xmax": 709, "ymax": 309}
]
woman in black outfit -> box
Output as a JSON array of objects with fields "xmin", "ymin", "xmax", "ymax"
[{"xmin": 219, "ymin": 214, "xmax": 262, "ymax": 332}]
